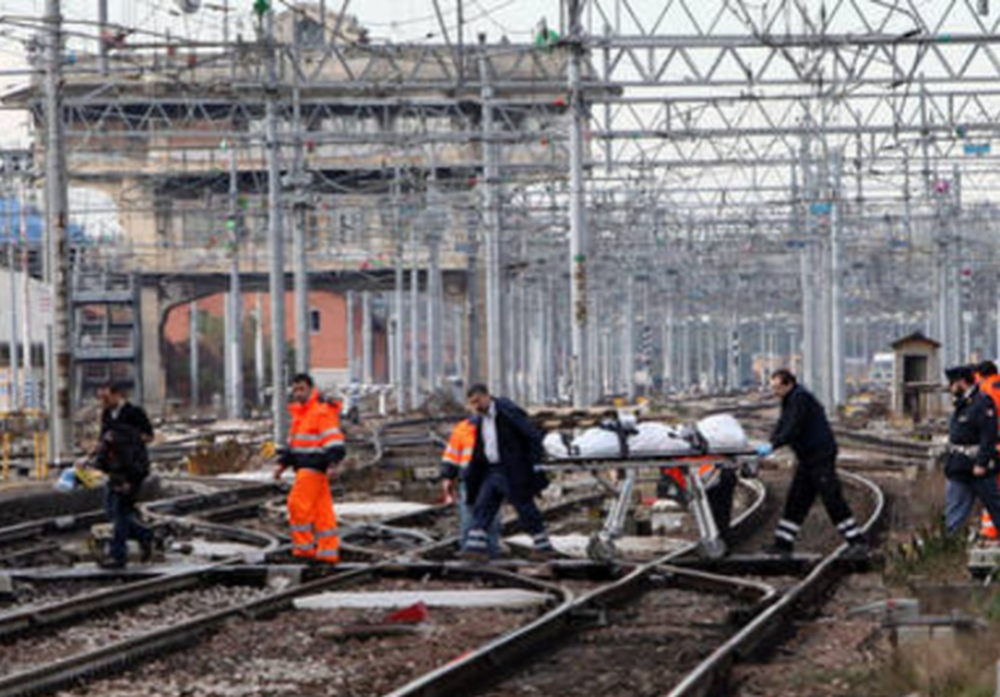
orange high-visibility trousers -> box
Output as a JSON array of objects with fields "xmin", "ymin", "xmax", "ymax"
[{"xmin": 288, "ymin": 468, "xmax": 340, "ymax": 563}]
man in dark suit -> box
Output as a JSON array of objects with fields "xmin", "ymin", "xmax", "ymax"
[{"xmin": 461, "ymin": 384, "xmax": 553, "ymax": 561}]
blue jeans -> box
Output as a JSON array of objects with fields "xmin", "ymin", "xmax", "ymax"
[
  {"xmin": 467, "ymin": 469, "xmax": 551, "ymax": 553},
  {"xmin": 945, "ymin": 474, "xmax": 1000, "ymax": 536},
  {"xmin": 105, "ymin": 483, "xmax": 153, "ymax": 564},
  {"xmin": 458, "ymin": 480, "xmax": 502, "ymax": 556}
]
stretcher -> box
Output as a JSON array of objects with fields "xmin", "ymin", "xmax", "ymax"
[{"xmin": 537, "ymin": 414, "xmax": 763, "ymax": 562}]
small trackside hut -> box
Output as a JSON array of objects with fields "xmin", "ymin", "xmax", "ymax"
[{"xmin": 890, "ymin": 332, "xmax": 943, "ymax": 423}]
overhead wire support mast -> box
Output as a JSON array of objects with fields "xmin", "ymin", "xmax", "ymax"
[
  {"xmin": 44, "ymin": 0, "xmax": 71, "ymax": 466},
  {"xmin": 290, "ymin": 83, "xmax": 310, "ymax": 375},
  {"xmin": 263, "ymin": 6, "xmax": 287, "ymax": 446},
  {"xmin": 479, "ymin": 36, "xmax": 504, "ymax": 394},
  {"xmin": 567, "ymin": 0, "xmax": 591, "ymax": 408},
  {"xmin": 227, "ymin": 134, "xmax": 244, "ymax": 420}
]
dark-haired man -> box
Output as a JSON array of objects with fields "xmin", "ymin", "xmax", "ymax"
[
  {"xmin": 94, "ymin": 381, "xmax": 155, "ymax": 568},
  {"xmin": 943, "ymin": 365, "xmax": 1000, "ymax": 537},
  {"xmin": 973, "ymin": 360, "xmax": 1000, "ymax": 540},
  {"xmin": 757, "ymin": 369, "xmax": 867, "ymax": 557},
  {"xmin": 462, "ymin": 384, "xmax": 553, "ymax": 561},
  {"xmin": 274, "ymin": 373, "xmax": 345, "ymax": 564},
  {"xmin": 974, "ymin": 361, "xmax": 1000, "ymax": 413}
]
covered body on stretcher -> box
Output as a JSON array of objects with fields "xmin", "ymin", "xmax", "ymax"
[
  {"xmin": 538, "ymin": 414, "xmax": 763, "ymax": 560},
  {"xmin": 540, "ymin": 413, "xmax": 757, "ymax": 464}
]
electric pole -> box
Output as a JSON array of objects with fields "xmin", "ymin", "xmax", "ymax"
[
  {"xmin": 44, "ymin": 0, "xmax": 72, "ymax": 464},
  {"xmin": 393, "ymin": 170, "xmax": 406, "ymax": 411},
  {"xmin": 567, "ymin": 0, "xmax": 591, "ymax": 408},
  {"xmin": 290, "ymin": 86, "xmax": 311, "ymax": 375},
  {"xmin": 263, "ymin": 6, "xmax": 287, "ymax": 445},
  {"xmin": 479, "ymin": 36, "xmax": 504, "ymax": 394},
  {"xmin": 226, "ymin": 137, "xmax": 244, "ymax": 419}
]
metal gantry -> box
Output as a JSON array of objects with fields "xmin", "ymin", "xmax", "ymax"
[{"xmin": 9, "ymin": 0, "xmax": 1000, "ymax": 422}]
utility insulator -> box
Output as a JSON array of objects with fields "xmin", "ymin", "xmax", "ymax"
[
  {"xmin": 0, "ymin": 150, "xmax": 32, "ymax": 176},
  {"xmin": 978, "ymin": 0, "xmax": 989, "ymax": 15}
]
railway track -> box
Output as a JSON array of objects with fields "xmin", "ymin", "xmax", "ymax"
[
  {"xmin": 0, "ymin": 475, "xmax": 685, "ymax": 696},
  {"xmin": 384, "ymin": 470, "xmax": 882, "ymax": 697},
  {"xmin": 730, "ymin": 406, "xmax": 932, "ymax": 462},
  {"xmin": 0, "ymin": 411, "xmax": 889, "ymax": 697},
  {"xmin": 0, "ymin": 564, "xmax": 567, "ymax": 697},
  {"xmin": 0, "ymin": 482, "xmax": 285, "ymax": 571}
]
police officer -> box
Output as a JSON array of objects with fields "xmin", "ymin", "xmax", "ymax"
[
  {"xmin": 757, "ymin": 369, "xmax": 867, "ymax": 556},
  {"xmin": 943, "ymin": 365, "xmax": 1000, "ymax": 536}
]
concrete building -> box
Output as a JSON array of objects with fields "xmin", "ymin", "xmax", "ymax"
[
  {"xmin": 162, "ymin": 289, "xmax": 388, "ymax": 408},
  {"xmin": 10, "ymin": 5, "xmax": 572, "ymax": 414}
]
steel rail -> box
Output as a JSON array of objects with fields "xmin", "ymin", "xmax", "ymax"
[
  {"xmin": 0, "ymin": 511, "xmax": 105, "ymax": 547},
  {"xmin": 141, "ymin": 482, "xmax": 282, "ymax": 517},
  {"xmin": 0, "ymin": 562, "xmax": 568, "ymax": 697},
  {"xmin": 831, "ymin": 429, "xmax": 931, "ymax": 460},
  {"xmin": 0, "ymin": 483, "xmax": 280, "ymax": 562},
  {"xmin": 384, "ymin": 477, "xmax": 768, "ymax": 697},
  {"xmin": 0, "ymin": 562, "xmax": 235, "ymax": 641},
  {"xmin": 414, "ymin": 490, "xmax": 613, "ymax": 561},
  {"xmin": 665, "ymin": 469, "xmax": 886, "ymax": 697}
]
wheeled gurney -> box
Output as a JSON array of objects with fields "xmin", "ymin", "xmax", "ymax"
[{"xmin": 537, "ymin": 414, "xmax": 763, "ymax": 562}]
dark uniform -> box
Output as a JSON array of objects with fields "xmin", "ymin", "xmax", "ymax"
[
  {"xmin": 767, "ymin": 384, "xmax": 865, "ymax": 552},
  {"xmin": 944, "ymin": 382, "xmax": 1000, "ymax": 535}
]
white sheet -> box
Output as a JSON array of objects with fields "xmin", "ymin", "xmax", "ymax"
[{"xmin": 543, "ymin": 413, "xmax": 750, "ymax": 460}]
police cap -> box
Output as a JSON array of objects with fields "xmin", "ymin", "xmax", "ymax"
[{"xmin": 945, "ymin": 365, "xmax": 976, "ymax": 384}]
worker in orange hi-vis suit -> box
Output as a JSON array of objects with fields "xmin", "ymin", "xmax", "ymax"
[
  {"xmin": 975, "ymin": 361, "xmax": 1000, "ymax": 542},
  {"xmin": 274, "ymin": 373, "xmax": 346, "ymax": 563},
  {"xmin": 440, "ymin": 418, "xmax": 502, "ymax": 555}
]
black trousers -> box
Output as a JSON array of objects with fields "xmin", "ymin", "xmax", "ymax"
[
  {"xmin": 105, "ymin": 483, "xmax": 152, "ymax": 564},
  {"xmin": 782, "ymin": 451, "xmax": 855, "ymax": 529},
  {"xmin": 707, "ymin": 468, "xmax": 738, "ymax": 542}
]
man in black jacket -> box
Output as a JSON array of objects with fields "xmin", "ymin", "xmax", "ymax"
[
  {"xmin": 94, "ymin": 381, "xmax": 156, "ymax": 568},
  {"xmin": 461, "ymin": 384, "xmax": 554, "ymax": 561},
  {"xmin": 757, "ymin": 369, "xmax": 867, "ymax": 556},
  {"xmin": 943, "ymin": 365, "xmax": 1000, "ymax": 535}
]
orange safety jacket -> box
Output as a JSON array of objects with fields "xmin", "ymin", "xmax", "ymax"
[
  {"xmin": 287, "ymin": 388, "xmax": 345, "ymax": 472},
  {"xmin": 980, "ymin": 375, "xmax": 1000, "ymax": 415},
  {"xmin": 440, "ymin": 418, "xmax": 477, "ymax": 480},
  {"xmin": 661, "ymin": 456, "xmax": 720, "ymax": 492},
  {"xmin": 977, "ymin": 374, "xmax": 1000, "ymax": 537}
]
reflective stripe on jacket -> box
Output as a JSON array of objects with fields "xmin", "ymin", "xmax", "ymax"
[
  {"xmin": 440, "ymin": 418, "xmax": 477, "ymax": 480},
  {"xmin": 288, "ymin": 388, "xmax": 345, "ymax": 471}
]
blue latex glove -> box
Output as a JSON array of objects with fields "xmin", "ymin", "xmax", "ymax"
[{"xmin": 755, "ymin": 443, "xmax": 773, "ymax": 458}]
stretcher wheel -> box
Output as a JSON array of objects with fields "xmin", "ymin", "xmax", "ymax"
[
  {"xmin": 700, "ymin": 537, "xmax": 727, "ymax": 560},
  {"xmin": 587, "ymin": 531, "xmax": 617, "ymax": 563}
]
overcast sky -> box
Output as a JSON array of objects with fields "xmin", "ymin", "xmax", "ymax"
[
  {"xmin": 0, "ymin": 0, "xmax": 566, "ymax": 146},
  {"xmin": 0, "ymin": 0, "xmax": 986, "ymax": 148}
]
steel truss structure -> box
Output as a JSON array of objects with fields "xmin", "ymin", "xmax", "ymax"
[{"xmin": 7, "ymin": 0, "xmax": 1000, "ymax": 419}]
